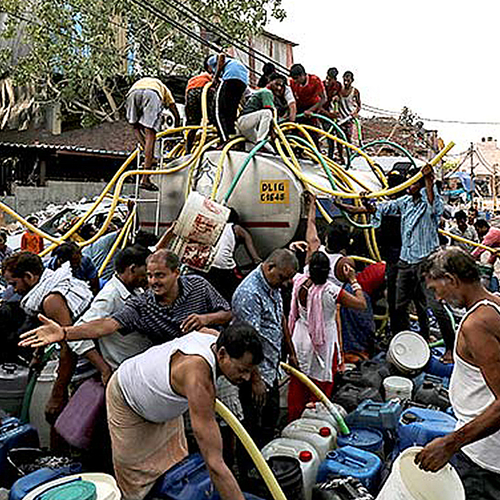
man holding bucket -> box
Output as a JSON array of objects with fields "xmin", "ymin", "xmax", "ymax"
[{"xmin": 416, "ymin": 247, "xmax": 500, "ymax": 499}]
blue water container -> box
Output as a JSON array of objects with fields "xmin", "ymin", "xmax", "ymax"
[
  {"xmin": 446, "ymin": 406, "xmax": 455, "ymax": 417},
  {"xmin": 337, "ymin": 427, "xmax": 384, "ymax": 457},
  {"xmin": 425, "ymin": 347, "xmax": 454, "ymax": 378},
  {"xmin": 9, "ymin": 465, "xmax": 82, "ymax": 500},
  {"xmin": 0, "ymin": 417, "xmax": 39, "ymax": 485},
  {"xmin": 346, "ymin": 399, "xmax": 402, "ymax": 432},
  {"xmin": 398, "ymin": 407, "xmax": 457, "ymax": 451},
  {"xmin": 148, "ymin": 453, "xmax": 263, "ymax": 500},
  {"xmin": 316, "ymin": 446, "xmax": 382, "ymax": 492},
  {"xmin": 149, "ymin": 454, "xmax": 211, "ymax": 500}
]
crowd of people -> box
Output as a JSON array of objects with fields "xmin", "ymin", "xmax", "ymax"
[{"xmin": 0, "ymin": 53, "xmax": 499, "ymax": 500}]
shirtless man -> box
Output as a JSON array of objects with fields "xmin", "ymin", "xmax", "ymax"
[
  {"xmin": 335, "ymin": 71, "xmax": 361, "ymax": 161},
  {"xmin": 416, "ymin": 247, "xmax": 500, "ymax": 499},
  {"xmin": 20, "ymin": 321, "xmax": 263, "ymax": 500}
]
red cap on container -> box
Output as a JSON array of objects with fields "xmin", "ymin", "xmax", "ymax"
[
  {"xmin": 299, "ymin": 451, "xmax": 313, "ymax": 462},
  {"xmin": 319, "ymin": 427, "xmax": 331, "ymax": 437}
]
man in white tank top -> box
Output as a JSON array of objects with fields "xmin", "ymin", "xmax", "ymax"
[
  {"xmin": 415, "ymin": 247, "xmax": 500, "ymax": 499},
  {"xmin": 109, "ymin": 322, "xmax": 262, "ymax": 500}
]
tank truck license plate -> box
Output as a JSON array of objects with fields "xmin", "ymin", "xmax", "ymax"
[{"xmin": 260, "ymin": 180, "xmax": 290, "ymax": 204}]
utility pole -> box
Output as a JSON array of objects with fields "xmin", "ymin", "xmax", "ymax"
[
  {"xmin": 470, "ymin": 142, "xmax": 475, "ymax": 208},
  {"xmin": 494, "ymin": 164, "xmax": 498, "ymax": 213}
]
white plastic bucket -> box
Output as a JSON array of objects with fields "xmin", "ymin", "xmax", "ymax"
[
  {"xmin": 261, "ymin": 437, "xmax": 320, "ymax": 500},
  {"xmin": 171, "ymin": 192, "xmax": 230, "ymax": 271},
  {"xmin": 24, "ymin": 472, "xmax": 121, "ymax": 500},
  {"xmin": 282, "ymin": 417, "xmax": 337, "ymax": 460},
  {"xmin": 383, "ymin": 376, "xmax": 413, "ymax": 401},
  {"xmin": 175, "ymin": 192, "xmax": 230, "ymax": 246},
  {"xmin": 388, "ymin": 331, "xmax": 430, "ymax": 375},
  {"xmin": 376, "ymin": 447, "xmax": 465, "ymax": 500},
  {"xmin": 29, "ymin": 358, "xmax": 96, "ymax": 447}
]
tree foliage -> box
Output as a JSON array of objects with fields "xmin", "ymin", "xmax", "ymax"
[{"xmin": 0, "ymin": 0, "xmax": 286, "ymax": 127}]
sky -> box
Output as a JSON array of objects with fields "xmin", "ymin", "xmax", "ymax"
[{"xmin": 267, "ymin": 0, "xmax": 500, "ymax": 155}]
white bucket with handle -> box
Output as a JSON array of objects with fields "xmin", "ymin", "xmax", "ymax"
[
  {"xmin": 376, "ymin": 447, "xmax": 465, "ymax": 500},
  {"xmin": 175, "ymin": 191, "xmax": 230, "ymax": 246},
  {"xmin": 171, "ymin": 191, "xmax": 230, "ymax": 271}
]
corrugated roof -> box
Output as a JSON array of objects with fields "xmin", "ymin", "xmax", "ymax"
[{"xmin": 0, "ymin": 120, "xmax": 136, "ymax": 156}]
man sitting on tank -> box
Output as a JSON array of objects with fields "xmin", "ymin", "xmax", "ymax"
[
  {"xmin": 416, "ymin": 247, "xmax": 500, "ymax": 499},
  {"xmin": 235, "ymin": 73, "xmax": 286, "ymax": 152}
]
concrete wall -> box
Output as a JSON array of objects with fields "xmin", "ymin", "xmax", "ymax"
[{"xmin": 3, "ymin": 180, "xmax": 139, "ymax": 219}]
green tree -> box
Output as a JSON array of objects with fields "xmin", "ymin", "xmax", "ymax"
[{"xmin": 0, "ymin": 0, "xmax": 286, "ymax": 127}]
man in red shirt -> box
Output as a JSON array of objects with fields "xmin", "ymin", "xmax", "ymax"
[
  {"xmin": 322, "ymin": 67, "xmax": 342, "ymax": 118},
  {"xmin": 185, "ymin": 56, "xmax": 214, "ymax": 152},
  {"xmin": 21, "ymin": 216, "xmax": 44, "ymax": 254},
  {"xmin": 321, "ymin": 67, "xmax": 342, "ymax": 157},
  {"xmin": 289, "ymin": 64, "xmax": 326, "ymax": 118}
]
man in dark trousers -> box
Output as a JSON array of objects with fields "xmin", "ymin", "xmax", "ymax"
[
  {"xmin": 335, "ymin": 165, "xmax": 455, "ymax": 360},
  {"xmin": 207, "ymin": 53, "xmax": 249, "ymax": 144}
]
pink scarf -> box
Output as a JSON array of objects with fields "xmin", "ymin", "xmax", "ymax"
[{"xmin": 289, "ymin": 273, "xmax": 328, "ymax": 351}]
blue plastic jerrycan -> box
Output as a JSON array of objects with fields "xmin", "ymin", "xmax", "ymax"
[
  {"xmin": 398, "ymin": 407, "xmax": 457, "ymax": 451},
  {"xmin": 345, "ymin": 399, "xmax": 402, "ymax": 432},
  {"xmin": 316, "ymin": 445, "xmax": 382, "ymax": 492}
]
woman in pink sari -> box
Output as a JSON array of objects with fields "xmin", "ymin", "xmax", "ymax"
[{"xmin": 288, "ymin": 251, "xmax": 367, "ymax": 421}]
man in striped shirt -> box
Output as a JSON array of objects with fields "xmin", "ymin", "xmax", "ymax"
[
  {"xmin": 19, "ymin": 249, "xmax": 231, "ymax": 348},
  {"xmin": 337, "ymin": 165, "xmax": 455, "ymax": 360}
]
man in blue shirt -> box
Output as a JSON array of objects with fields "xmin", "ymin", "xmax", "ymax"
[
  {"xmin": 232, "ymin": 248, "xmax": 298, "ymax": 483},
  {"xmin": 207, "ymin": 53, "xmax": 249, "ymax": 143},
  {"xmin": 337, "ymin": 165, "xmax": 455, "ymax": 358}
]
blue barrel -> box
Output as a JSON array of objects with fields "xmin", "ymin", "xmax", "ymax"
[
  {"xmin": 316, "ymin": 446, "xmax": 382, "ymax": 493},
  {"xmin": 337, "ymin": 427, "xmax": 384, "ymax": 457},
  {"xmin": 0, "ymin": 417, "xmax": 39, "ymax": 486},
  {"xmin": 346, "ymin": 399, "xmax": 402, "ymax": 432},
  {"xmin": 425, "ymin": 347, "xmax": 454, "ymax": 378},
  {"xmin": 149, "ymin": 453, "xmax": 264, "ymax": 500},
  {"xmin": 398, "ymin": 407, "xmax": 457, "ymax": 451}
]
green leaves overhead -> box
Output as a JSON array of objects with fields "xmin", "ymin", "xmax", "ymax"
[{"xmin": 0, "ymin": 0, "xmax": 285, "ymax": 126}]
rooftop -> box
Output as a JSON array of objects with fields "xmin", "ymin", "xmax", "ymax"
[{"xmin": 0, "ymin": 120, "xmax": 136, "ymax": 157}]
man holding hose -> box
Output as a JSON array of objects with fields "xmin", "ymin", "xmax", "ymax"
[{"xmin": 335, "ymin": 165, "xmax": 455, "ymax": 362}]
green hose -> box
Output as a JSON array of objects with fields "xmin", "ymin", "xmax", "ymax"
[
  {"xmin": 20, "ymin": 345, "xmax": 56, "ymax": 424},
  {"xmin": 429, "ymin": 339, "xmax": 445, "ymax": 349},
  {"xmin": 287, "ymin": 134, "xmax": 375, "ymax": 230},
  {"xmin": 295, "ymin": 112, "xmax": 351, "ymax": 166},
  {"xmin": 222, "ymin": 139, "xmax": 269, "ymax": 203},
  {"xmin": 357, "ymin": 139, "xmax": 418, "ymax": 169}
]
